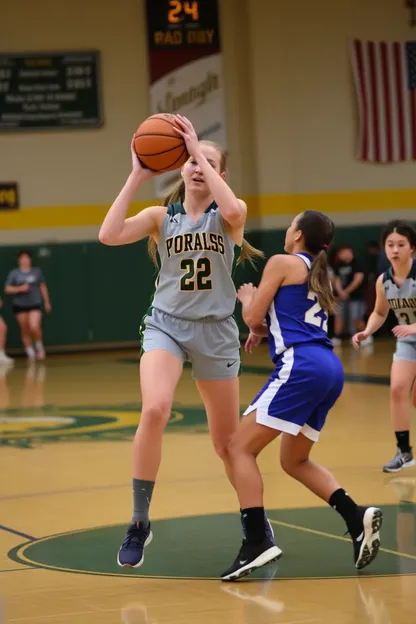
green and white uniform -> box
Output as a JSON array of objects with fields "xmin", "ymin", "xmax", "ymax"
[{"xmin": 141, "ymin": 200, "xmax": 241, "ymax": 380}]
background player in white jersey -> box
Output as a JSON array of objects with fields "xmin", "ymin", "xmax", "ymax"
[
  {"xmin": 99, "ymin": 115, "xmax": 272, "ymax": 569},
  {"xmin": 353, "ymin": 220, "xmax": 416, "ymax": 473},
  {"xmin": 221, "ymin": 211, "xmax": 382, "ymax": 581}
]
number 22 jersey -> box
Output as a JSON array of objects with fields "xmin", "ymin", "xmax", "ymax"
[
  {"xmin": 151, "ymin": 200, "xmax": 238, "ymax": 321},
  {"xmin": 267, "ymin": 253, "xmax": 333, "ymax": 364}
]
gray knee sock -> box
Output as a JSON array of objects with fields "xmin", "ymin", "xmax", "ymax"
[{"xmin": 132, "ymin": 478, "xmax": 155, "ymax": 526}]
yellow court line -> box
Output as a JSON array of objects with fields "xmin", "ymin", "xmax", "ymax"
[{"xmin": 269, "ymin": 519, "xmax": 416, "ymax": 561}]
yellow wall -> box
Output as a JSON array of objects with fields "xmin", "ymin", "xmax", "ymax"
[
  {"xmin": 248, "ymin": 0, "xmax": 416, "ymax": 197},
  {"xmin": 0, "ymin": 0, "xmax": 415, "ymax": 244}
]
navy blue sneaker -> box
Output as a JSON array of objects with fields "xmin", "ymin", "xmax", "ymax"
[{"xmin": 117, "ymin": 522, "xmax": 153, "ymax": 568}]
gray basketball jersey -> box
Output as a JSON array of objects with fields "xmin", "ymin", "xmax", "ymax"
[
  {"xmin": 382, "ymin": 259, "xmax": 416, "ymax": 344},
  {"xmin": 151, "ymin": 200, "xmax": 238, "ymax": 321}
]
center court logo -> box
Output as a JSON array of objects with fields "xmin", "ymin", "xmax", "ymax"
[{"xmin": 0, "ymin": 405, "xmax": 208, "ymax": 449}]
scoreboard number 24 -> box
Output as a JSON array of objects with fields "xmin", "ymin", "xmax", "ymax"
[{"xmin": 168, "ymin": 1, "xmax": 200, "ymax": 23}]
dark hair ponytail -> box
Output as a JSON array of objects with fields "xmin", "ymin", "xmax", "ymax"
[
  {"xmin": 296, "ymin": 210, "xmax": 337, "ymax": 315},
  {"xmin": 309, "ymin": 250, "xmax": 337, "ymax": 314}
]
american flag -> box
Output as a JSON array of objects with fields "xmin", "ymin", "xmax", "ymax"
[{"xmin": 350, "ymin": 39, "xmax": 416, "ymax": 163}]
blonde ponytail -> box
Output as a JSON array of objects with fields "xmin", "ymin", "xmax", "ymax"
[{"xmin": 239, "ymin": 238, "xmax": 265, "ymax": 267}]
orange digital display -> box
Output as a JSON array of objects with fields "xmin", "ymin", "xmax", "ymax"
[
  {"xmin": 146, "ymin": 0, "xmax": 219, "ymax": 49},
  {"xmin": 168, "ymin": 1, "xmax": 200, "ymax": 23}
]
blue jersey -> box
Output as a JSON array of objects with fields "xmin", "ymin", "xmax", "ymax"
[{"xmin": 266, "ymin": 253, "xmax": 333, "ymax": 363}]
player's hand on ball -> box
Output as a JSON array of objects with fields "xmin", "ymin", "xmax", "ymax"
[
  {"xmin": 130, "ymin": 135, "xmax": 155, "ymax": 180},
  {"xmin": 173, "ymin": 115, "xmax": 200, "ymax": 158},
  {"xmin": 245, "ymin": 332, "xmax": 262, "ymax": 353},
  {"xmin": 352, "ymin": 331, "xmax": 369, "ymax": 349}
]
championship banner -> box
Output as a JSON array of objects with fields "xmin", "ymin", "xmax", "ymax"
[{"xmin": 145, "ymin": 0, "xmax": 227, "ymax": 197}]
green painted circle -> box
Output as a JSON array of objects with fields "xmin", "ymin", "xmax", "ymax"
[{"xmin": 8, "ymin": 505, "xmax": 416, "ymax": 580}]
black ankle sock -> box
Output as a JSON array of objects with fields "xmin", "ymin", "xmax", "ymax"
[
  {"xmin": 241, "ymin": 507, "xmax": 266, "ymax": 544},
  {"xmin": 395, "ymin": 431, "xmax": 411, "ymax": 453},
  {"xmin": 328, "ymin": 488, "xmax": 361, "ymax": 538}
]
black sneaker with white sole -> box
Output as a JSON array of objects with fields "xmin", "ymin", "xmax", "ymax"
[
  {"xmin": 221, "ymin": 538, "xmax": 282, "ymax": 582},
  {"xmin": 353, "ymin": 507, "xmax": 383, "ymax": 570},
  {"xmin": 383, "ymin": 449, "xmax": 415, "ymax": 473}
]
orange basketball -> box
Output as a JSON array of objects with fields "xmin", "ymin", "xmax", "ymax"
[{"xmin": 134, "ymin": 113, "xmax": 189, "ymax": 173}]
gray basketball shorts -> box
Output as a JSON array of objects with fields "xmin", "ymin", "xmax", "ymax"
[
  {"xmin": 140, "ymin": 307, "xmax": 241, "ymax": 381},
  {"xmin": 394, "ymin": 340, "xmax": 416, "ymax": 362}
]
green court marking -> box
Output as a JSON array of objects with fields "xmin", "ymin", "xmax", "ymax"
[
  {"xmin": 0, "ymin": 360, "xmax": 390, "ymax": 449},
  {"xmin": 0, "ymin": 404, "xmax": 209, "ymax": 448},
  {"xmin": 8, "ymin": 506, "xmax": 416, "ymax": 580}
]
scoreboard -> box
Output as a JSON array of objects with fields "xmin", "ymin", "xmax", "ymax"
[
  {"xmin": 0, "ymin": 51, "xmax": 102, "ymax": 131},
  {"xmin": 146, "ymin": 0, "xmax": 220, "ymax": 48}
]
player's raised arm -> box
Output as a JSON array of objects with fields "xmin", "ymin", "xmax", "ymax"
[
  {"xmin": 174, "ymin": 115, "xmax": 246, "ymax": 231},
  {"xmin": 99, "ymin": 137, "xmax": 165, "ymax": 246}
]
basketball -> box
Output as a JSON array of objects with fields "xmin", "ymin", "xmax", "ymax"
[{"xmin": 134, "ymin": 113, "xmax": 189, "ymax": 173}]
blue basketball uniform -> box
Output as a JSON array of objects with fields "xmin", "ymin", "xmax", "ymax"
[{"xmin": 244, "ymin": 253, "xmax": 344, "ymax": 442}]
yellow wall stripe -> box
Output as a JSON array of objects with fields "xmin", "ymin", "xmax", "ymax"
[
  {"xmin": 252, "ymin": 188, "xmax": 416, "ymax": 216},
  {"xmin": 0, "ymin": 202, "xmax": 147, "ymax": 231},
  {"xmin": 0, "ymin": 188, "xmax": 415, "ymax": 230}
]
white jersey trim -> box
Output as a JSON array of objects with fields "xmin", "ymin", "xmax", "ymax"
[{"xmin": 294, "ymin": 253, "xmax": 312, "ymax": 270}]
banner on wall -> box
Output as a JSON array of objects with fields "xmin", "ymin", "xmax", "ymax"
[{"xmin": 145, "ymin": 0, "xmax": 227, "ymax": 197}]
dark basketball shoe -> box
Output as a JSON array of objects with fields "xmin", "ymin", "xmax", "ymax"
[
  {"xmin": 265, "ymin": 517, "xmax": 275, "ymax": 543},
  {"xmin": 221, "ymin": 539, "xmax": 282, "ymax": 582},
  {"xmin": 383, "ymin": 448, "xmax": 415, "ymax": 473},
  {"xmin": 117, "ymin": 522, "xmax": 153, "ymax": 568},
  {"xmin": 241, "ymin": 513, "xmax": 276, "ymax": 544},
  {"xmin": 353, "ymin": 507, "xmax": 383, "ymax": 570}
]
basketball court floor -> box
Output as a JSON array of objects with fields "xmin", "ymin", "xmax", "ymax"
[{"xmin": 1, "ymin": 339, "xmax": 415, "ymax": 623}]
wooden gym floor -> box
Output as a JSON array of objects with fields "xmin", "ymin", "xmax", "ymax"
[{"xmin": 0, "ymin": 339, "xmax": 415, "ymax": 623}]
